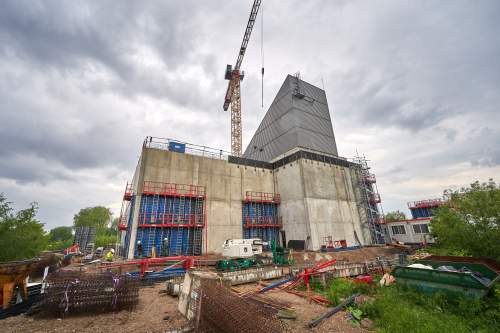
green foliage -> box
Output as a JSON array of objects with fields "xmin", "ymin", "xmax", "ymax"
[
  {"xmin": 49, "ymin": 226, "xmax": 73, "ymax": 242},
  {"xmin": 95, "ymin": 233, "xmax": 117, "ymax": 248},
  {"xmin": 385, "ymin": 210, "xmax": 407, "ymax": 223},
  {"xmin": 0, "ymin": 193, "xmax": 48, "ymax": 262},
  {"xmin": 325, "ymin": 278, "xmax": 373, "ymax": 305},
  {"xmin": 73, "ymin": 206, "xmax": 112, "ymax": 230},
  {"xmin": 109, "ymin": 217, "xmax": 119, "ymax": 234},
  {"xmin": 430, "ymin": 179, "xmax": 500, "ymax": 260},
  {"xmin": 46, "ymin": 239, "xmax": 73, "ymax": 251},
  {"xmin": 360, "ymin": 285, "xmax": 500, "ymax": 333}
]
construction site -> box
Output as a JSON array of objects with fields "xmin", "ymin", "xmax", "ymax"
[{"xmin": 1, "ymin": 1, "xmax": 499, "ymax": 333}]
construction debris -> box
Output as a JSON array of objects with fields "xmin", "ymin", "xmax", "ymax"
[
  {"xmin": 308, "ymin": 293, "xmax": 360, "ymax": 328},
  {"xmin": 379, "ymin": 273, "xmax": 396, "ymax": 286},
  {"xmin": 194, "ymin": 279, "xmax": 290, "ymax": 333},
  {"xmin": 39, "ymin": 271, "xmax": 139, "ymax": 316}
]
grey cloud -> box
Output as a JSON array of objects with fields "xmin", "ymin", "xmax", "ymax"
[{"xmin": 0, "ymin": 0, "xmax": 499, "ymax": 228}]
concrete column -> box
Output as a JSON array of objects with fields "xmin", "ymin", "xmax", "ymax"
[{"xmin": 127, "ymin": 194, "xmax": 142, "ymax": 259}]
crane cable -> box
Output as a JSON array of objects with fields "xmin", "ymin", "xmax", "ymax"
[{"xmin": 261, "ymin": 2, "xmax": 264, "ymax": 109}]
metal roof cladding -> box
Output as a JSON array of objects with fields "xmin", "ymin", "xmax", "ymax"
[{"xmin": 243, "ymin": 74, "xmax": 338, "ymax": 162}]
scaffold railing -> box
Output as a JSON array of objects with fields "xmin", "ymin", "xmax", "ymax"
[
  {"xmin": 243, "ymin": 216, "xmax": 282, "ymax": 225},
  {"xmin": 408, "ymin": 198, "xmax": 445, "ymax": 209},
  {"xmin": 142, "ymin": 181, "xmax": 206, "ymax": 197},
  {"xmin": 244, "ymin": 191, "xmax": 281, "ymax": 203},
  {"xmin": 369, "ymin": 193, "xmax": 381, "ymax": 204},
  {"xmin": 123, "ymin": 182, "xmax": 134, "ymax": 201},
  {"xmin": 143, "ymin": 136, "xmax": 231, "ymax": 160},
  {"xmin": 363, "ymin": 173, "xmax": 376, "ymax": 183},
  {"xmin": 138, "ymin": 213, "xmax": 205, "ymax": 226}
]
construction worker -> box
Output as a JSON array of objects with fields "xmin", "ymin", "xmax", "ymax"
[
  {"xmin": 162, "ymin": 237, "xmax": 169, "ymax": 257},
  {"xmin": 105, "ymin": 248, "xmax": 115, "ymax": 262},
  {"xmin": 137, "ymin": 241, "xmax": 143, "ymax": 258}
]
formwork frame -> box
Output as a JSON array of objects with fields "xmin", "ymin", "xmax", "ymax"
[
  {"xmin": 242, "ymin": 191, "xmax": 282, "ymax": 245},
  {"xmin": 407, "ymin": 198, "xmax": 445, "ymax": 219},
  {"xmin": 133, "ymin": 181, "xmax": 206, "ymax": 257},
  {"xmin": 352, "ymin": 154, "xmax": 386, "ymax": 244}
]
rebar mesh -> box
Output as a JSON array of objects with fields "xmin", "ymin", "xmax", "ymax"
[
  {"xmin": 41, "ymin": 271, "xmax": 139, "ymax": 316},
  {"xmin": 194, "ymin": 279, "xmax": 290, "ymax": 333}
]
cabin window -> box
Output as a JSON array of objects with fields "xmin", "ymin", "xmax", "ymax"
[
  {"xmin": 413, "ymin": 224, "xmax": 430, "ymax": 234},
  {"xmin": 391, "ymin": 225, "xmax": 406, "ymax": 235}
]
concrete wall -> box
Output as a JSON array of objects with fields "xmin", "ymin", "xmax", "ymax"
[
  {"xmin": 274, "ymin": 159, "xmax": 368, "ymax": 251},
  {"xmin": 126, "ymin": 146, "xmax": 373, "ymax": 257},
  {"xmin": 127, "ymin": 147, "xmax": 276, "ymax": 257}
]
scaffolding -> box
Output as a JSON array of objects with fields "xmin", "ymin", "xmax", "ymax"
[
  {"xmin": 352, "ymin": 154, "xmax": 386, "ymax": 244},
  {"xmin": 117, "ymin": 183, "xmax": 135, "ymax": 257},
  {"xmin": 242, "ymin": 191, "xmax": 282, "ymax": 246},
  {"xmin": 134, "ymin": 181, "xmax": 206, "ymax": 257}
]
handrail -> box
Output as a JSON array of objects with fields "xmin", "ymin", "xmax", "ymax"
[{"xmin": 143, "ymin": 136, "xmax": 231, "ymax": 160}]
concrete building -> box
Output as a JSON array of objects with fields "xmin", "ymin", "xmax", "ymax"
[{"xmin": 118, "ymin": 75, "xmax": 386, "ymax": 259}]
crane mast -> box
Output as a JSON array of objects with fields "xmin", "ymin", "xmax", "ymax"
[{"xmin": 223, "ymin": 0, "xmax": 262, "ymax": 156}]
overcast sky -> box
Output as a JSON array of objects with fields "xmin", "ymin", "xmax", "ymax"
[{"xmin": 1, "ymin": 0, "xmax": 499, "ymax": 230}]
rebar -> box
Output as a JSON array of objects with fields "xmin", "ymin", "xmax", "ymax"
[
  {"xmin": 40, "ymin": 271, "xmax": 139, "ymax": 316},
  {"xmin": 194, "ymin": 279, "xmax": 290, "ymax": 333}
]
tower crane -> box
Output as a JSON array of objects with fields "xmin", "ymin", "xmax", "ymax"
[{"xmin": 223, "ymin": 0, "xmax": 262, "ymax": 156}]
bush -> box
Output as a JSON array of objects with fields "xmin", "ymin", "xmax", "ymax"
[
  {"xmin": 360, "ymin": 285, "xmax": 500, "ymax": 333},
  {"xmin": 431, "ymin": 180, "xmax": 500, "ymax": 260},
  {"xmin": 325, "ymin": 278, "xmax": 373, "ymax": 305},
  {"xmin": 0, "ymin": 194, "xmax": 48, "ymax": 262}
]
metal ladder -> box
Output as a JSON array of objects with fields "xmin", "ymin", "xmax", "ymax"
[
  {"xmin": 172, "ymin": 196, "xmax": 185, "ymax": 255},
  {"xmin": 192, "ymin": 227, "xmax": 202, "ymax": 256}
]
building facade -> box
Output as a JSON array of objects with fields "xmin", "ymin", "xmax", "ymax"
[
  {"xmin": 387, "ymin": 199, "xmax": 445, "ymax": 244},
  {"xmin": 118, "ymin": 75, "xmax": 387, "ymax": 258}
]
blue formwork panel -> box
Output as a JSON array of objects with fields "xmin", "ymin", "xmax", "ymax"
[
  {"xmin": 139, "ymin": 195, "xmax": 204, "ymax": 225},
  {"xmin": 410, "ymin": 207, "xmax": 434, "ymax": 219},
  {"xmin": 242, "ymin": 201, "xmax": 280, "ymax": 247},
  {"xmin": 134, "ymin": 226, "xmax": 203, "ymax": 257},
  {"xmin": 132, "ymin": 193, "xmax": 205, "ymax": 257}
]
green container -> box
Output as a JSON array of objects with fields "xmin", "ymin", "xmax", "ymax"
[{"xmin": 392, "ymin": 257, "xmax": 499, "ymax": 299}]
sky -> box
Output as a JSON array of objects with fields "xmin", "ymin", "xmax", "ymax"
[{"xmin": 1, "ymin": 0, "xmax": 499, "ymax": 230}]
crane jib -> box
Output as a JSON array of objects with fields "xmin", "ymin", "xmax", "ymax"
[
  {"xmin": 222, "ymin": 0, "xmax": 263, "ymax": 156},
  {"xmin": 224, "ymin": 0, "xmax": 262, "ymax": 112},
  {"xmin": 234, "ymin": 0, "xmax": 262, "ymax": 71}
]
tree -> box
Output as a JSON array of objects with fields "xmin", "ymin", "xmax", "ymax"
[
  {"xmin": 73, "ymin": 206, "xmax": 112, "ymax": 230},
  {"xmin": 385, "ymin": 210, "xmax": 407, "ymax": 222},
  {"xmin": 430, "ymin": 179, "xmax": 500, "ymax": 260},
  {"xmin": 109, "ymin": 217, "xmax": 119, "ymax": 234},
  {"xmin": 49, "ymin": 226, "xmax": 73, "ymax": 242},
  {"xmin": 46, "ymin": 226, "xmax": 73, "ymax": 251},
  {"xmin": 0, "ymin": 193, "xmax": 48, "ymax": 262}
]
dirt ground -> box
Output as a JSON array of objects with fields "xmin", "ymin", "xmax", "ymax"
[
  {"xmin": 3, "ymin": 247, "xmax": 397, "ymax": 332},
  {"xmin": 291, "ymin": 246, "xmax": 403, "ymax": 266},
  {"xmin": 236, "ymin": 283, "xmax": 371, "ymax": 333},
  {"xmin": 3, "ymin": 283, "xmax": 188, "ymax": 333},
  {"xmin": 3, "ymin": 282, "xmax": 370, "ymax": 333}
]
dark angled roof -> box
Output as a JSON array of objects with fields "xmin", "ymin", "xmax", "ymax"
[{"xmin": 243, "ymin": 74, "xmax": 338, "ymax": 162}]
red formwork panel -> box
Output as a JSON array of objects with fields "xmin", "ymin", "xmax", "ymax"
[
  {"xmin": 123, "ymin": 182, "xmax": 134, "ymax": 201},
  {"xmin": 138, "ymin": 213, "xmax": 205, "ymax": 227},
  {"xmin": 408, "ymin": 198, "xmax": 445, "ymax": 209},
  {"xmin": 244, "ymin": 191, "xmax": 281, "ymax": 203},
  {"xmin": 142, "ymin": 181, "xmax": 206, "ymax": 198},
  {"xmin": 243, "ymin": 224, "xmax": 283, "ymax": 228}
]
